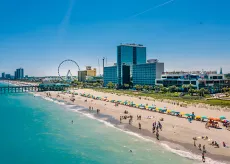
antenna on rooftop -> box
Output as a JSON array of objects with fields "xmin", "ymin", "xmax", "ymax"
[{"xmin": 98, "ymin": 58, "xmax": 100, "ymax": 76}]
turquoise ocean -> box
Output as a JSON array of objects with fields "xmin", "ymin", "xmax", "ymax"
[{"xmin": 0, "ymin": 82, "xmax": 209, "ymax": 164}]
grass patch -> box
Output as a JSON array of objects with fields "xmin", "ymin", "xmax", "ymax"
[{"xmin": 93, "ymin": 88, "xmax": 230, "ymax": 108}]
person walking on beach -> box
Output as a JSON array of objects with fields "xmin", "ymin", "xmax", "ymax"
[
  {"xmin": 203, "ymin": 145, "xmax": 206, "ymax": 153},
  {"xmin": 156, "ymin": 131, "xmax": 159, "ymax": 140},
  {"xmin": 129, "ymin": 118, "xmax": 132, "ymax": 125},
  {"xmin": 158, "ymin": 121, "xmax": 162, "ymax": 131},
  {"xmin": 139, "ymin": 123, "xmax": 141, "ymax": 130},
  {"xmin": 198, "ymin": 144, "xmax": 202, "ymax": 150},
  {"xmin": 120, "ymin": 116, "xmax": 122, "ymax": 123},
  {"xmin": 152, "ymin": 122, "xmax": 156, "ymax": 133},
  {"xmin": 202, "ymin": 152, "xmax": 205, "ymax": 163}
]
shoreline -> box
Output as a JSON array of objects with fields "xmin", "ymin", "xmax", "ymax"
[
  {"xmin": 2, "ymin": 81, "xmax": 230, "ymax": 163},
  {"xmin": 35, "ymin": 90, "xmax": 230, "ymax": 164}
]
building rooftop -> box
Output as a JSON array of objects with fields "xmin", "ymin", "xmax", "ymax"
[
  {"xmin": 162, "ymin": 71, "xmax": 218, "ymax": 75},
  {"xmin": 118, "ymin": 43, "xmax": 145, "ymax": 47}
]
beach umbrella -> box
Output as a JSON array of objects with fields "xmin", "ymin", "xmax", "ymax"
[
  {"xmin": 220, "ymin": 116, "xmax": 226, "ymax": 120},
  {"xmin": 184, "ymin": 114, "xmax": 190, "ymax": 117},
  {"xmin": 213, "ymin": 118, "xmax": 220, "ymax": 121},
  {"xmin": 201, "ymin": 116, "xmax": 208, "ymax": 119},
  {"xmin": 162, "ymin": 109, "xmax": 167, "ymax": 113},
  {"xmin": 180, "ymin": 112, "xmax": 185, "ymax": 115}
]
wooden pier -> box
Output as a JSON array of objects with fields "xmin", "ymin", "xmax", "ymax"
[{"xmin": 0, "ymin": 85, "xmax": 69, "ymax": 94}]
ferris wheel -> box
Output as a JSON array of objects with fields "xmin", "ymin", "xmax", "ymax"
[{"xmin": 58, "ymin": 59, "xmax": 80, "ymax": 81}]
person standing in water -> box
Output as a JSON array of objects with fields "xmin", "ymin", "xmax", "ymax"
[{"xmin": 71, "ymin": 120, "xmax": 73, "ymax": 124}]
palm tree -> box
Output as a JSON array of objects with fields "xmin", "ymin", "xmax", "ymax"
[
  {"xmin": 161, "ymin": 87, "xmax": 167, "ymax": 93},
  {"xmin": 154, "ymin": 85, "xmax": 160, "ymax": 92},
  {"xmin": 199, "ymin": 88, "xmax": 205, "ymax": 97},
  {"xmin": 143, "ymin": 85, "xmax": 149, "ymax": 90},
  {"xmin": 169, "ymin": 85, "xmax": 176, "ymax": 93},
  {"xmin": 149, "ymin": 86, "xmax": 153, "ymax": 90},
  {"xmin": 124, "ymin": 83, "xmax": 129, "ymax": 89},
  {"xmin": 107, "ymin": 82, "xmax": 115, "ymax": 89}
]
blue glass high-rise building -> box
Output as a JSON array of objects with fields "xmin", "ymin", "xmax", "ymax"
[
  {"xmin": 117, "ymin": 44, "xmax": 146, "ymax": 86},
  {"xmin": 15, "ymin": 68, "xmax": 24, "ymax": 79}
]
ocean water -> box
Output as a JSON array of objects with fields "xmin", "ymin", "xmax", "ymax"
[{"xmin": 0, "ymin": 83, "xmax": 201, "ymax": 164}]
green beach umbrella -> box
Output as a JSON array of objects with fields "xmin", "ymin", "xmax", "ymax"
[
  {"xmin": 201, "ymin": 116, "xmax": 208, "ymax": 119},
  {"xmin": 220, "ymin": 116, "xmax": 226, "ymax": 120},
  {"xmin": 184, "ymin": 113, "xmax": 190, "ymax": 117}
]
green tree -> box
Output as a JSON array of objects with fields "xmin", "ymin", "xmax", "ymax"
[
  {"xmin": 149, "ymin": 86, "xmax": 153, "ymax": 90},
  {"xmin": 161, "ymin": 87, "xmax": 167, "ymax": 93},
  {"xmin": 134, "ymin": 85, "xmax": 142, "ymax": 91},
  {"xmin": 107, "ymin": 82, "xmax": 115, "ymax": 89},
  {"xmin": 154, "ymin": 85, "xmax": 160, "ymax": 92},
  {"xmin": 168, "ymin": 85, "xmax": 177, "ymax": 93},
  {"xmin": 143, "ymin": 85, "xmax": 150, "ymax": 90},
  {"xmin": 198, "ymin": 88, "xmax": 205, "ymax": 97},
  {"xmin": 124, "ymin": 83, "xmax": 130, "ymax": 89}
]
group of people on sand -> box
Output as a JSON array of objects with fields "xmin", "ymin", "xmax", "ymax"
[
  {"xmin": 152, "ymin": 121, "xmax": 162, "ymax": 140},
  {"xmin": 120, "ymin": 113, "xmax": 133, "ymax": 124},
  {"xmin": 193, "ymin": 137, "xmax": 207, "ymax": 163},
  {"xmin": 137, "ymin": 115, "xmax": 141, "ymax": 120},
  {"xmin": 46, "ymin": 92, "xmax": 51, "ymax": 97},
  {"xmin": 88, "ymin": 106, "xmax": 100, "ymax": 114}
]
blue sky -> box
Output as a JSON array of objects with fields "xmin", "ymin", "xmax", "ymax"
[{"xmin": 0, "ymin": 0, "xmax": 229, "ymax": 76}]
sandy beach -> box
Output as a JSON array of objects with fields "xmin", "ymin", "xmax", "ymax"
[{"xmin": 34, "ymin": 88, "xmax": 230, "ymax": 163}]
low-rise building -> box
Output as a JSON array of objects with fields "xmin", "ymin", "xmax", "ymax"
[
  {"xmin": 155, "ymin": 71, "xmax": 230, "ymax": 92},
  {"xmin": 78, "ymin": 66, "xmax": 97, "ymax": 82}
]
